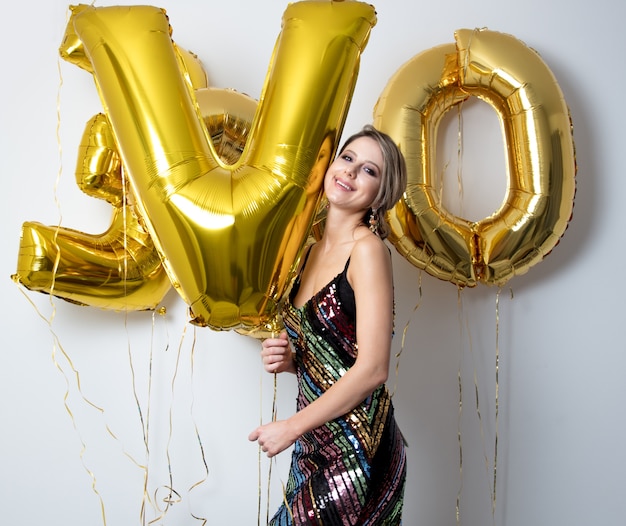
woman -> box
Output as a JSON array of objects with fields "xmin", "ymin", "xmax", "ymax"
[{"xmin": 249, "ymin": 125, "xmax": 407, "ymax": 525}]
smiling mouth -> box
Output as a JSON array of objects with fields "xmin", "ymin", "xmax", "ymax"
[{"xmin": 335, "ymin": 178, "xmax": 353, "ymax": 191}]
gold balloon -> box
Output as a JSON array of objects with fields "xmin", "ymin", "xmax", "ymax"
[
  {"xmin": 12, "ymin": 40, "xmax": 250, "ymax": 312},
  {"xmin": 195, "ymin": 87, "xmax": 257, "ymax": 166},
  {"xmin": 13, "ymin": 9, "xmax": 240, "ymax": 313},
  {"xmin": 13, "ymin": 113, "xmax": 172, "ymax": 311},
  {"xmin": 51, "ymin": 2, "xmax": 376, "ymax": 329},
  {"xmin": 175, "ymin": 47, "xmax": 209, "ymax": 91},
  {"xmin": 13, "ymin": 88, "xmax": 262, "ymax": 312},
  {"xmin": 374, "ymin": 29, "xmax": 576, "ymax": 286}
]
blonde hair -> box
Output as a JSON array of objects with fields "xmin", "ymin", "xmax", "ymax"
[{"xmin": 338, "ymin": 124, "xmax": 407, "ymax": 239}]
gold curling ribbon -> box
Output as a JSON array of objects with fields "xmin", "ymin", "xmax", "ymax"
[
  {"xmin": 490, "ymin": 286, "xmax": 513, "ymax": 518},
  {"xmin": 266, "ymin": 371, "xmax": 278, "ymax": 525},
  {"xmin": 455, "ymin": 286, "xmax": 464, "ymax": 526},
  {"xmin": 392, "ymin": 270, "xmax": 423, "ymax": 399},
  {"xmin": 425, "ymin": 67, "xmax": 506, "ymax": 525},
  {"xmin": 13, "ymin": 45, "xmax": 145, "ymax": 525},
  {"xmin": 257, "ymin": 368, "xmax": 263, "ymax": 526},
  {"xmin": 253, "ymin": 323, "xmax": 292, "ymax": 525},
  {"xmin": 454, "ymin": 285, "xmax": 510, "ymax": 524},
  {"xmin": 17, "ymin": 287, "xmax": 109, "ymax": 524},
  {"xmin": 188, "ymin": 325, "xmax": 210, "ymax": 525},
  {"xmin": 20, "ymin": 16, "xmax": 202, "ymax": 523},
  {"xmin": 157, "ymin": 322, "xmax": 190, "ymax": 523},
  {"xmin": 257, "ymin": 332, "xmax": 282, "ymax": 526}
]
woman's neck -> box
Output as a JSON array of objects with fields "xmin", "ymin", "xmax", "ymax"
[{"xmin": 319, "ymin": 207, "xmax": 366, "ymax": 250}]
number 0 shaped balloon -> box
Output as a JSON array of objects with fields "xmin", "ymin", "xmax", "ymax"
[{"xmin": 374, "ymin": 29, "xmax": 576, "ymax": 287}]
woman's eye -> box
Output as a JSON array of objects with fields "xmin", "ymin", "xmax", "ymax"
[
  {"xmin": 364, "ymin": 166, "xmax": 377, "ymax": 176},
  {"xmin": 342, "ymin": 154, "xmax": 353, "ymax": 162}
]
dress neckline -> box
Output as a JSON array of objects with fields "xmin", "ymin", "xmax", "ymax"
[
  {"xmin": 291, "ymin": 271, "xmax": 344, "ymax": 310},
  {"xmin": 290, "ymin": 246, "xmax": 351, "ymax": 310}
]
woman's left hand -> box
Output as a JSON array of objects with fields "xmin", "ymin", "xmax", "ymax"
[{"xmin": 248, "ymin": 420, "xmax": 299, "ymax": 458}]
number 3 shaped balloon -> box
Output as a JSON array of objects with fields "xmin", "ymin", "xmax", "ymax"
[{"xmin": 375, "ymin": 28, "xmax": 576, "ymax": 287}]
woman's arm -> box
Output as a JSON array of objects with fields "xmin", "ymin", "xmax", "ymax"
[{"xmin": 249, "ymin": 235, "xmax": 394, "ymax": 457}]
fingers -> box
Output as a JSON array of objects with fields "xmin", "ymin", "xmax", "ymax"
[
  {"xmin": 261, "ymin": 332, "xmax": 289, "ymax": 350},
  {"xmin": 260, "ymin": 332, "xmax": 291, "ymax": 373},
  {"xmin": 249, "ymin": 420, "xmax": 296, "ymax": 458},
  {"xmin": 265, "ymin": 356, "xmax": 290, "ymax": 373},
  {"xmin": 261, "ymin": 338, "xmax": 289, "ymax": 357},
  {"xmin": 263, "ymin": 352, "xmax": 285, "ymax": 369},
  {"xmin": 248, "ymin": 426, "xmax": 274, "ymax": 457}
]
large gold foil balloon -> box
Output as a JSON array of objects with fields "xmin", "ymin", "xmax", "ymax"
[
  {"xmin": 49, "ymin": 2, "xmax": 376, "ymax": 329},
  {"xmin": 13, "ymin": 113, "xmax": 172, "ymax": 311},
  {"xmin": 13, "ymin": 87, "xmax": 261, "ymax": 312},
  {"xmin": 375, "ymin": 29, "xmax": 576, "ymax": 286},
  {"xmin": 12, "ymin": 24, "xmax": 247, "ymax": 312}
]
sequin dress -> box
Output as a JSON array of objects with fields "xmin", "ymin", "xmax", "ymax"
[{"xmin": 269, "ymin": 254, "xmax": 407, "ymax": 525}]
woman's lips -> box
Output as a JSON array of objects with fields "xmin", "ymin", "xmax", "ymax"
[{"xmin": 334, "ymin": 177, "xmax": 354, "ymax": 191}]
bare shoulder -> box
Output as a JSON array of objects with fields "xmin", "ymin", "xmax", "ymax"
[
  {"xmin": 348, "ymin": 231, "xmax": 392, "ymax": 280},
  {"xmin": 352, "ymin": 230, "xmax": 390, "ymax": 259}
]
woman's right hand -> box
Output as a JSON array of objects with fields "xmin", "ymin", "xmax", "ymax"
[{"xmin": 261, "ymin": 332, "xmax": 295, "ymax": 374}]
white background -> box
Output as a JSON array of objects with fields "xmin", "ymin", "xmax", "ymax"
[{"xmin": 1, "ymin": 1, "xmax": 624, "ymax": 525}]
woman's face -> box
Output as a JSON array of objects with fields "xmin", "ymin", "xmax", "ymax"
[{"xmin": 324, "ymin": 136, "xmax": 383, "ymax": 213}]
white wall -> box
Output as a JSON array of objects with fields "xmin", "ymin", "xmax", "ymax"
[{"xmin": 2, "ymin": 1, "xmax": 624, "ymax": 525}]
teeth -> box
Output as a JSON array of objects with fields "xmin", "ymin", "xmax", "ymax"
[{"xmin": 336, "ymin": 179, "xmax": 352, "ymax": 191}]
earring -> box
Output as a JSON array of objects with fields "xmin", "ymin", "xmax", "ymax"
[{"xmin": 369, "ymin": 208, "xmax": 379, "ymax": 235}]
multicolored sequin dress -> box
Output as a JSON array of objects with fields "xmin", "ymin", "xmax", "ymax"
[{"xmin": 270, "ymin": 255, "xmax": 407, "ymax": 525}]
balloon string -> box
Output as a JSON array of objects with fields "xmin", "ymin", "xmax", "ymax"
[
  {"xmin": 491, "ymin": 287, "xmax": 512, "ymax": 519},
  {"xmin": 257, "ymin": 358, "xmax": 264, "ymax": 526},
  {"xmin": 269, "ymin": 360, "xmax": 281, "ymax": 522},
  {"xmin": 17, "ymin": 284, "xmax": 169, "ymax": 526},
  {"xmin": 455, "ymin": 285, "xmax": 510, "ymax": 524},
  {"xmin": 492, "ymin": 288, "xmax": 501, "ymax": 520},
  {"xmin": 139, "ymin": 311, "xmax": 170, "ymax": 525},
  {"xmin": 49, "ymin": 41, "xmax": 66, "ymax": 304},
  {"xmin": 455, "ymin": 103, "xmax": 465, "ymax": 217},
  {"xmin": 117, "ymin": 109, "xmax": 155, "ymax": 526},
  {"xmin": 457, "ymin": 285, "xmax": 508, "ymax": 525},
  {"xmin": 455, "ymin": 285, "xmax": 494, "ymax": 523},
  {"xmin": 266, "ymin": 372, "xmax": 279, "ymax": 524},
  {"xmin": 16, "ymin": 287, "xmax": 108, "ymax": 525},
  {"xmin": 46, "ymin": 25, "xmax": 162, "ymax": 524},
  {"xmin": 122, "ymin": 251, "xmax": 146, "ymax": 438},
  {"xmin": 270, "ymin": 377, "xmax": 294, "ymax": 524},
  {"xmin": 484, "ymin": 286, "xmax": 512, "ymax": 522},
  {"xmin": 391, "ymin": 270, "xmax": 422, "ymax": 399},
  {"xmin": 139, "ymin": 313, "xmax": 156, "ymax": 525},
  {"xmin": 455, "ymin": 287, "xmax": 464, "ymax": 526},
  {"xmin": 53, "ymin": 335, "xmax": 108, "ymax": 526},
  {"xmin": 451, "ymin": 77, "xmax": 467, "ymax": 526},
  {"xmin": 149, "ymin": 485, "xmax": 182, "ymax": 523},
  {"xmin": 257, "ymin": 336, "xmax": 283, "ymax": 526},
  {"xmin": 32, "ymin": 46, "xmax": 142, "ymax": 526},
  {"xmin": 54, "ymin": 47, "xmax": 64, "ymax": 228},
  {"xmin": 188, "ymin": 325, "xmax": 210, "ymax": 526},
  {"xmin": 146, "ymin": 321, "xmax": 189, "ymax": 525},
  {"xmin": 160, "ymin": 323, "xmax": 189, "ymax": 522},
  {"xmin": 469, "ymin": 299, "xmax": 496, "ymax": 526},
  {"xmin": 25, "ymin": 52, "xmax": 106, "ymax": 520}
]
